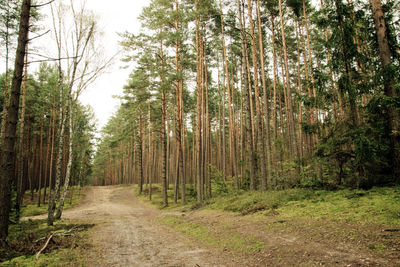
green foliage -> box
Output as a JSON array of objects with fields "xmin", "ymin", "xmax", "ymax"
[
  {"xmin": 278, "ymin": 187, "xmax": 400, "ymax": 227},
  {"xmin": 141, "ymin": 182, "xmax": 400, "ymax": 227},
  {"xmin": 17, "ymin": 187, "xmax": 84, "ymax": 218},
  {"xmin": 210, "ymin": 165, "xmax": 228, "ymax": 194},
  {"xmin": 0, "ymin": 219, "xmax": 93, "ymax": 264},
  {"xmin": 0, "ymin": 0, "xmax": 20, "ymax": 51},
  {"xmin": 317, "ymin": 112, "xmax": 395, "ymax": 188},
  {"xmin": 207, "ymin": 189, "xmax": 316, "ymax": 213},
  {"xmin": 96, "ymin": 0, "xmax": 400, "ymax": 190},
  {"xmin": 205, "ymin": 186, "xmax": 400, "ymax": 227}
]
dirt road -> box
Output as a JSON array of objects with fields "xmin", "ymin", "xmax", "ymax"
[
  {"xmin": 57, "ymin": 186, "xmax": 399, "ymax": 266},
  {"xmin": 60, "ymin": 186, "xmax": 231, "ymax": 266}
]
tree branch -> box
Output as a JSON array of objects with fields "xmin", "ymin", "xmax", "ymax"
[
  {"xmin": 31, "ymin": 0, "xmax": 55, "ymax": 8},
  {"xmin": 35, "ymin": 233, "xmax": 55, "ymax": 260},
  {"xmin": 27, "ymin": 30, "xmax": 50, "ymax": 42}
]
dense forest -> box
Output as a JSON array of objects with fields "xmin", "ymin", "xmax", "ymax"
[
  {"xmin": 0, "ymin": 0, "xmax": 399, "ymax": 247},
  {"xmin": 93, "ymin": 0, "xmax": 399, "ymax": 206},
  {"xmin": 0, "ymin": 0, "xmax": 100, "ymax": 243}
]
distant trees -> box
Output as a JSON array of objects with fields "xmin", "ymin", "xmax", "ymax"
[
  {"xmin": 0, "ymin": 0, "xmax": 99, "ymax": 243},
  {"xmin": 93, "ymin": 0, "xmax": 399, "ymax": 204},
  {"xmin": 47, "ymin": 0, "xmax": 107, "ymax": 226},
  {"xmin": 369, "ymin": 0, "xmax": 400, "ymax": 182}
]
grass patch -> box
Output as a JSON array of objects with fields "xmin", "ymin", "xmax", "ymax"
[
  {"xmin": 135, "ymin": 184, "xmax": 197, "ymax": 211},
  {"xmin": 141, "ymin": 184, "xmax": 400, "ymax": 227},
  {"xmin": 277, "ymin": 187, "xmax": 400, "ymax": 226},
  {"xmin": 161, "ymin": 215, "xmax": 265, "ymax": 253},
  {"xmin": 369, "ymin": 243, "xmax": 387, "ymax": 252},
  {"xmin": 0, "ymin": 219, "xmax": 94, "ymax": 265},
  {"xmin": 1, "ymin": 246, "xmax": 87, "ymax": 267},
  {"xmin": 19, "ymin": 186, "xmax": 84, "ymax": 218},
  {"xmin": 202, "ymin": 186, "xmax": 400, "ymax": 227},
  {"xmin": 206, "ymin": 188, "xmax": 316, "ymax": 213}
]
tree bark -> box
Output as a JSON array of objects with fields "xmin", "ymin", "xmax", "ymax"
[
  {"xmin": 15, "ymin": 50, "xmax": 29, "ymax": 221},
  {"xmin": 237, "ymin": 0, "xmax": 257, "ymax": 190},
  {"xmin": 138, "ymin": 112, "xmax": 144, "ymax": 194},
  {"xmin": 195, "ymin": 0, "xmax": 203, "ymax": 203},
  {"xmin": 55, "ymin": 98, "xmax": 73, "ymax": 220},
  {"xmin": 256, "ymin": 0, "xmax": 273, "ymax": 189},
  {"xmin": 278, "ymin": 0, "xmax": 300, "ymax": 160},
  {"xmin": 0, "ymin": 0, "xmax": 31, "ymax": 242},
  {"xmin": 160, "ymin": 37, "xmax": 168, "ymax": 207},
  {"xmin": 247, "ymin": 0, "xmax": 268, "ymax": 191},
  {"xmin": 370, "ymin": 0, "xmax": 400, "ymax": 181}
]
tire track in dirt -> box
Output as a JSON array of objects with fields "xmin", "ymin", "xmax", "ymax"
[{"xmin": 60, "ymin": 186, "xmax": 232, "ymax": 267}]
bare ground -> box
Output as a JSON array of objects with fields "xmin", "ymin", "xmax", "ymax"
[
  {"xmin": 57, "ymin": 186, "xmax": 233, "ymax": 266},
  {"xmin": 54, "ymin": 186, "xmax": 399, "ymax": 266}
]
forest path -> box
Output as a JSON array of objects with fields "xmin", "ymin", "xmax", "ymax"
[
  {"xmin": 60, "ymin": 185, "xmax": 231, "ymax": 266},
  {"xmin": 59, "ymin": 186, "xmax": 399, "ymax": 266}
]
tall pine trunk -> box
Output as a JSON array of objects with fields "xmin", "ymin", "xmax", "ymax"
[
  {"xmin": 160, "ymin": 38, "xmax": 168, "ymax": 207},
  {"xmin": 247, "ymin": 0, "xmax": 268, "ymax": 191},
  {"xmin": 369, "ymin": 0, "xmax": 400, "ymax": 181},
  {"xmin": 0, "ymin": 0, "xmax": 31, "ymax": 242}
]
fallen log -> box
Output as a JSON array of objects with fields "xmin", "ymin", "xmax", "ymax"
[
  {"xmin": 35, "ymin": 226, "xmax": 84, "ymax": 260},
  {"xmin": 35, "ymin": 233, "xmax": 55, "ymax": 260}
]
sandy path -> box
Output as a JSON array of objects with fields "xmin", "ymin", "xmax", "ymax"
[
  {"xmin": 30, "ymin": 186, "xmax": 399, "ymax": 266},
  {"xmin": 60, "ymin": 186, "xmax": 230, "ymax": 267}
]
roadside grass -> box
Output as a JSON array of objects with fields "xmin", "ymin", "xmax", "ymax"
[
  {"xmin": 138, "ymin": 184, "xmax": 400, "ymax": 227},
  {"xmin": 1, "ymin": 187, "xmax": 88, "ymax": 265},
  {"xmin": 2, "ymin": 248, "xmax": 86, "ymax": 267},
  {"xmin": 135, "ymin": 185, "xmax": 197, "ymax": 210},
  {"xmin": 277, "ymin": 187, "xmax": 400, "ymax": 226},
  {"xmin": 18, "ymin": 186, "xmax": 84, "ymax": 218},
  {"xmin": 160, "ymin": 215, "xmax": 265, "ymax": 253},
  {"xmin": 0, "ymin": 219, "xmax": 94, "ymax": 265},
  {"xmin": 204, "ymin": 186, "xmax": 400, "ymax": 227},
  {"xmin": 139, "ymin": 184, "xmax": 399, "ymax": 257}
]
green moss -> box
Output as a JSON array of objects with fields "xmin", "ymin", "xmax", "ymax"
[
  {"xmin": 135, "ymin": 184, "xmax": 197, "ymax": 211},
  {"xmin": 20, "ymin": 186, "xmax": 84, "ymax": 218},
  {"xmin": 140, "ymin": 184, "xmax": 400, "ymax": 227},
  {"xmin": 369, "ymin": 243, "xmax": 387, "ymax": 252},
  {"xmin": 206, "ymin": 188, "xmax": 317, "ymax": 213},
  {"xmin": 161, "ymin": 215, "xmax": 265, "ymax": 253},
  {"xmin": 278, "ymin": 187, "xmax": 400, "ymax": 226},
  {"xmin": 1, "ymin": 248, "xmax": 86, "ymax": 267},
  {"xmin": 1, "ymin": 219, "xmax": 93, "ymax": 264}
]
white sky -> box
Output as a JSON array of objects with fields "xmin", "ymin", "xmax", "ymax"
[
  {"xmin": 0, "ymin": 0, "xmax": 149, "ymax": 131},
  {"xmin": 77, "ymin": 0, "xmax": 150, "ymax": 130}
]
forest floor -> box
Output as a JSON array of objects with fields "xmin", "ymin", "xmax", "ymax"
[
  {"xmin": 59, "ymin": 185, "xmax": 234, "ymax": 266},
  {"xmin": 8, "ymin": 185, "xmax": 399, "ymax": 266}
]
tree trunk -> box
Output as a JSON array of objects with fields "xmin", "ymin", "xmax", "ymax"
[
  {"xmin": 0, "ymin": 0, "xmax": 31, "ymax": 242},
  {"xmin": 247, "ymin": 0, "xmax": 268, "ymax": 191},
  {"xmin": 15, "ymin": 50, "xmax": 29, "ymax": 221},
  {"xmin": 138, "ymin": 112, "xmax": 144, "ymax": 194},
  {"xmin": 0, "ymin": 0, "xmax": 12, "ymax": 146},
  {"xmin": 55, "ymin": 99, "xmax": 73, "ymax": 220},
  {"xmin": 195, "ymin": 0, "xmax": 203, "ymax": 203},
  {"xmin": 278, "ymin": 0, "xmax": 300, "ymax": 160},
  {"xmin": 256, "ymin": 0, "xmax": 273, "ymax": 189},
  {"xmin": 369, "ymin": 0, "xmax": 400, "ymax": 181},
  {"xmin": 160, "ymin": 38, "xmax": 168, "ymax": 207},
  {"xmin": 237, "ymin": 0, "xmax": 257, "ymax": 190},
  {"xmin": 37, "ymin": 118, "xmax": 44, "ymax": 207},
  {"xmin": 220, "ymin": 0, "xmax": 236, "ymax": 179}
]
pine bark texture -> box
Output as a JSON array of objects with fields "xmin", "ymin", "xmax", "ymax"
[{"xmin": 0, "ymin": 0, "xmax": 31, "ymax": 242}]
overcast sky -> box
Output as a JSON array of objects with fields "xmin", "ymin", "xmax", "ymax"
[
  {"xmin": 76, "ymin": 0, "xmax": 150, "ymax": 130},
  {"xmin": 20, "ymin": 0, "xmax": 149, "ymax": 131},
  {"xmin": 0, "ymin": 0, "xmax": 149, "ymax": 131}
]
